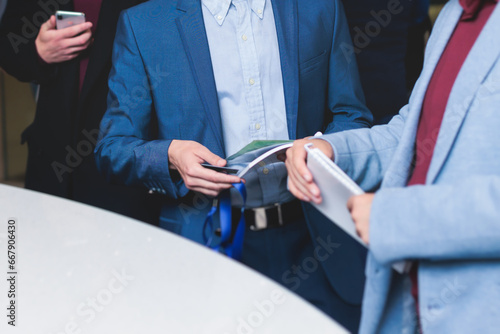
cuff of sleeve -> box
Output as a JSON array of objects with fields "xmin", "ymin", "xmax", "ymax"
[
  {"xmin": 320, "ymin": 133, "xmax": 353, "ymax": 175},
  {"xmin": 30, "ymin": 41, "xmax": 58, "ymax": 83},
  {"xmin": 134, "ymin": 140, "xmax": 189, "ymax": 199}
]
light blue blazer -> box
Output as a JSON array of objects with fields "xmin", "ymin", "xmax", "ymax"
[{"xmin": 323, "ymin": 1, "xmax": 500, "ymax": 333}]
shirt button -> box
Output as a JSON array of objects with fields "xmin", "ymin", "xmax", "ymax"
[
  {"xmin": 249, "ymin": 78, "xmax": 255, "ymax": 85},
  {"xmin": 242, "ymin": 34, "xmax": 248, "ymax": 41},
  {"xmin": 258, "ymin": 9, "xmax": 263, "ymax": 14},
  {"xmin": 263, "ymin": 168, "xmax": 269, "ymax": 175},
  {"xmin": 255, "ymin": 123, "xmax": 261, "ymax": 130},
  {"xmin": 217, "ymin": 15, "xmax": 223, "ymax": 20}
]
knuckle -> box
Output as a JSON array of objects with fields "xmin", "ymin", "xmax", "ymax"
[
  {"xmin": 184, "ymin": 179, "xmax": 194, "ymax": 188},
  {"xmin": 185, "ymin": 166, "xmax": 195, "ymax": 176},
  {"xmin": 76, "ymin": 36, "xmax": 86, "ymax": 45}
]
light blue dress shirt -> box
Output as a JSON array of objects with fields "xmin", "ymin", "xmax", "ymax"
[
  {"xmin": 202, "ymin": 0, "xmax": 289, "ymax": 157},
  {"xmin": 202, "ymin": 0, "xmax": 293, "ymax": 207}
]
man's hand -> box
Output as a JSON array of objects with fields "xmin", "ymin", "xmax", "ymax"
[
  {"xmin": 285, "ymin": 138, "xmax": 334, "ymax": 204},
  {"xmin": 347, "ymin": 193, "xmax": 375, "ymax": 245},
  {"xmin": 35, "ymin": 15, "xmax": 93, "ymax": 64},
  {"xmin": 168, "ymin": 140, "xmax": 241, "ymax": 197}
]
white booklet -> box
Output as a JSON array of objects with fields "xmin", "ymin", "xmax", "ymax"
[
  {"xmin": 226, "ymin": 140, "xmax": 293, "ymax": 178},
  {"xmin": 305, "ymin": 144, "xmax": 407, "ymax": 273},
  {"xmin": 305, "ymin": 144, "xmax": 365, "ymax": 245}
]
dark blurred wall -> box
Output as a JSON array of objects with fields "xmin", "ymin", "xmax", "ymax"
[
  {"xmin": 341, "ymin": 0, "xmax": 430, "ymax": 124},
  {"xmin": 0, "ymin": 0, "xmax": 6, "ymax": 22}
]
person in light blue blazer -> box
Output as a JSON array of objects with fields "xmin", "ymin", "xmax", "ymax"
[
  {"xmin": 95, "ymin": 0, "xmax": 373, "ymax": 331},
  {"xmin": 286, "ymin": 0, "xmax": 500, "ymax": 333}
]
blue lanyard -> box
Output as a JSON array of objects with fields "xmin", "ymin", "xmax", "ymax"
[{"xmin": 203, "ymin": 183, "xmax": 247, "ymax": 260}]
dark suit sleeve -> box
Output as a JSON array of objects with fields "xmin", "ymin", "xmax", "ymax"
[
  {"xmin": 0, "ymin": 0, "xmax": 58, "ymax": 83},
  {"xmin": 95, "ymin": 11, "xmax": 186, "ymax": 200},
  {"xmin": 324, "ymin": 0, "xmax": 373, "ymax": 134}
]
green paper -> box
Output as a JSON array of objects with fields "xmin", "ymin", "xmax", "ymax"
[{"xmin": 227, "ymin": 140, "xmax": 293, "ymax": 161}]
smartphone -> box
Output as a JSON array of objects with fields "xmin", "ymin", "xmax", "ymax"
[
  {"xmin": 55, "ymin": 10, "xmax": 86, "ymax": 29},
  {"xmin": 201, "ymin": 163, "xmax": 239, "ymax": 175}
]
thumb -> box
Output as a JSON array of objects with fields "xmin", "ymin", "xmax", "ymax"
[
  {"xmin": 42, "ymin": 15, "xmax": 56, "ymax": 31},
  {"xmin": 295, "ymin": 145, "xmax": 313, "ymax": 182},
  {"xmin": 346, "ymin": 196, "xmax": 355, "ymax": 212},
  {"xmin": 197, "ymin": 147, "xmax": 226, "ymax": 167}
]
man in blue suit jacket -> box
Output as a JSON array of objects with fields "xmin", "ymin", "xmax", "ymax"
[
  {"xmin": 287, "ymin": 0, "xmax": 500, "ymax": 332},
  {"xmin": 95, "ymin": 0, "xmax": 372, "ymax": 330}
]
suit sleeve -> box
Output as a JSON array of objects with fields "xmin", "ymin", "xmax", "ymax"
[
  {"xmin": 319, "ymin": 103, "xmax": 409, "ymax": 191},
  {"xmin": 370, "ymin": 176, "xmax": 500, "ymax": 264},
  {"xmin": 324, "ymin": 0, "xmax": 373, "ymax": 134},
  {"xmin": 94, "ymin": 11, "xmax": 186, "ymax": 199},
  {"xmin": 0, "ymin": 0, "xmax": 57, "ymax": 83}
]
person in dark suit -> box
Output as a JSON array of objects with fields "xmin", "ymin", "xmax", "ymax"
[{"xmin": 0, "ymin": 0, "xmax": 160, "ymax": 224}]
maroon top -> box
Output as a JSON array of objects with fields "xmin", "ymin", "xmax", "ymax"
[
  {"xmin": 406, "ymin": 0, "xmax": 497, "ymax": 325},
  {"xmin": 74, "ymin": 0, "xmax": 103, "ymax": 93}
]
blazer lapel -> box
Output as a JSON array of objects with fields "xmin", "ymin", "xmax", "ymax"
[
  {"xmin": 427, "ymin": 3, "xmax": 500, "ymax": 184},
  {"xmin": 382, "ymin": 2, "xmax": 463, "ymax": 188},
  {"xmin": 270, "ymin": 0, "xmax": 299, "ymax": 139},
  {"xmin": 175, "ymin": 0, "xmax": 225, "ymax": 155}
]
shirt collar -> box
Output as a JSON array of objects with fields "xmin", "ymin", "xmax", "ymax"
[
  {"xmin": 202, "ymin": 0, "xmax": 267, "ymax": 26},
  {"xmin": 459, "ymin": 0, "xmax": 498, "ymax": 20}
]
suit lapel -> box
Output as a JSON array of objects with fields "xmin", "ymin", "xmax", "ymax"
[
  {"xmin": 271, "ymin": 0, "xmax": 299, "ymax": 139},
  {"xmin": 382, "ymin": 2, "xmax": 463, "ymax": 188},
  {"xmin": 427, "ymin": 3, "xmax": 500, "ymax": 184},
  {"xmin": 175, "ymin": 0, "xmax": 225, "ymax": 155}
]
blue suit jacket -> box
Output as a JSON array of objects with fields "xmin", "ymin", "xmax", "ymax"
[
  {"xmin": 324, "ymin": 1, "xmax": 500, "ymax": 332},
  {"xmin": 96, "ymin": 0, "xmax": 372, "ymax": 307}
]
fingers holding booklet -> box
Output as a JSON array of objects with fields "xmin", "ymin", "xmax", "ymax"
[
  {"xmin": 285, "ymin": 138, "xmax": 335, "ymax": 204},
  {"xmin": 168, "ymin": 140, "xmax": 242, "ymax": 197}
]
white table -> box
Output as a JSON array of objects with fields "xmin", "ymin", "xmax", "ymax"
[{"xmin": 0, "ymin": 184, "xmax": 348, "ymax": 334}]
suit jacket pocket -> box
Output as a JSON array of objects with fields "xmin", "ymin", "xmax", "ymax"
[{"xmin": 299, "ymin": 50, "xmax": 327, "ymax": 75}]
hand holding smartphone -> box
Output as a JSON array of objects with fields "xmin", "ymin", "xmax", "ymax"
[{"xmin": 36, "ymin": 11, "xmax": 93, "ymax": 64}]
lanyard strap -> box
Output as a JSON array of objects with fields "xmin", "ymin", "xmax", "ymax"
[{"xmin": 203, "ymin": 182, "xmax": 247, "ymax": 260}]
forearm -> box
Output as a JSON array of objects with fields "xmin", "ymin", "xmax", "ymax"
[
  {"xmin": 95, "ymin": 134, "xmax": 187, "ymax": 199},
  {"xmin": 321, "ymin": 105, "xmax": 407, "ymax": 191},
  {"xmin": 0, "ymin": 31, "xmax": 58, "ymax": 83},
  {"xmin": 370, "ymin": 176, "xmax": 500, "ymax": 264}
]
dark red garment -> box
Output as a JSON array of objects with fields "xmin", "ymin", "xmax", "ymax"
[
  {"xmin": 406, "ymin": 0, "xmax": 497, "ymax": 328},
  {"xmin": 74, "ymin": 0, "xmax": 103, "ymax": 92}
]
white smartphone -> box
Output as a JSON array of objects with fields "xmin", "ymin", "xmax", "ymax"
[{"xmin": 55, "ymin": 10, "xmax": 86, "ymax": 29}]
